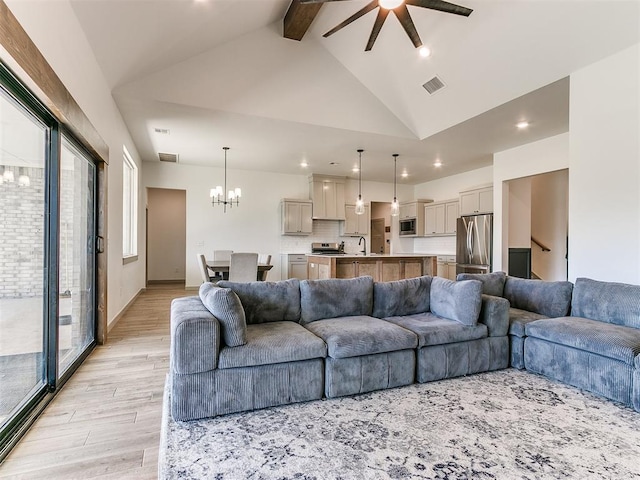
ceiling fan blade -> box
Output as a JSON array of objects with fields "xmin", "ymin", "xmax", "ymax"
[
  {"xmin": 393, "ymin": 4, "xmax": 423, "ymax": 48},
  {"xmin": 365, "ymin": 7, "xmax": 390, "ymax": 51},
  {"xmin": 323, "ymin": 0, "xmax": 379, "ymax": 38},
  {"xmin": 406, "ymin": 0, "xmax": 473, "ymax": 17}
]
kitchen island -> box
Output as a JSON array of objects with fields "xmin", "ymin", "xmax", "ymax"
[{"xmin": 307, "ymin": 254, "xmax": 437, "ymax": 281}]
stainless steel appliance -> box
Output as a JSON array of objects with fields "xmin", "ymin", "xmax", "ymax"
[
  {"xmin": 399, "ymin": 218, "xmax": 416, "ymax": 236},
  {"xmin": 456, "ymin": 214, "xmax": 493, "ymax": 274},
  {"xmin": 310, "ymin": 242, "xmax": 344, "ymax": 255}
]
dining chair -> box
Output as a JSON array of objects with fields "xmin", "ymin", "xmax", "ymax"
[
  {"xmin": 228, "ymin": 253, "xmax": 258, "ymax": 283},
  {"xmin": 197, "ymin": 253, "xmax": 213, "ymax": 283},
  {"xmin": 213, "ymin": 250, "xmax": 233, "ymax": 280},
  {"xmin": 257, "ymin": 254, "xmax": 272, "ymax": 281}
]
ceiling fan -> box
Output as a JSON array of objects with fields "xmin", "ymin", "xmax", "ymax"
[{"xmin": 299, "ymin": 0, "xmax": 473, "ymax": 51}]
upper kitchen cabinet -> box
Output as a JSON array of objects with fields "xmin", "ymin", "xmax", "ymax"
[
  {"xmin": 281, "ymin": 199, "xmax": 313, "ymax": 235},
  {"xmin": 309, "ymin": 175, "xmax": 345, "ymax": 220},
  {"xmin": 342, "ymin": 204, "xmax": 370, "ymax": 236},
  {"xmin": 459, "ymin": 187, "xmax": 493, "ymax": 215},
  {"xmin": 399, "ymin": 199, "xmax": 432, "ymax": 237},
  {"xmin": 425, "ymin": 200, "xmax": 459, "ymax": 236}
]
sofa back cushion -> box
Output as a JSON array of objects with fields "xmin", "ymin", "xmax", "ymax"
[
  {"xmin": 456, "ymin": 271, "xmax": 506, "ymax": 297},
  {"xmin": 372, "ymin": 276, "xmax": 432, "ymax": 318},
  {"xmin": 217, "ymin": 279, "xmax": 301, "ymax": 324},
  {"xmin": 503, "ymin": 276, "xmax": 573, "ymax": 318},
  {"xmin": 199, "ymin": 283, "xmax": 247, "ymax": 347},
  {"xmin": 571, "ymin": 277, "xmax": 640, "ymax": 328},
  {"xmin": 430, "ymin": 277, "xmax": 482, "ymax": 326},
  {"xmin": 300, "ymin": 276, "xmax": 373, "ymax": 325}
]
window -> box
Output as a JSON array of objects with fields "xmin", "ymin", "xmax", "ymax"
[{"xmin": 122, "ymin": 146, "xmax": 138, "ymax": 260}]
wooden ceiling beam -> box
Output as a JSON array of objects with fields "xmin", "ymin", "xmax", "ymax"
[{"xmin": 283, "ymin": 0, "xmax": 323, "ymax": 41}]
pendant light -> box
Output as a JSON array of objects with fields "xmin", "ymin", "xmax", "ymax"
[
  {"xmin": 390, "ymin": 154, "xmax": 399, "ymax": 216},
  {"xmin": 209, "ymin": 147, "xmax": 241, "ymax": 213},
  {"xmin": 355, "ymin": 149, "xmax": 365, "ymax": 215}
]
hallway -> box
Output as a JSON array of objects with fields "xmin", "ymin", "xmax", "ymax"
[{"xmin": 0, "ymin": 285, "xmax": 187, "ymax": 479}]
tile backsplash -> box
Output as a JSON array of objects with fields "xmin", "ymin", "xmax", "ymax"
[
  {"xmin": 279, "ymin": 220, "xmax": 365, "ymax": 255},
  {"xmin": 413, "ymin": 236, "xmax": 456, "ymax": 255}
]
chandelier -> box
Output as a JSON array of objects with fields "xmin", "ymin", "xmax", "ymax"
[{"xmin": 210, "ymin": 147, "xmax": 241, "ymax": 213}]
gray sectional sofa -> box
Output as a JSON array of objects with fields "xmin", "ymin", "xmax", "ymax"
[
  {"xmin": 525, "ymin": 277, "xmax": 640, "ymax": 412},
  {"xmin": 169, "ymin": 275, "xmax": 510, "ymax": 421},
  {"xmin": 458, "ymin": 272, "xmax": 640, "ymax": 412},
  {"xmin": 457, "ymin": 271, "xmax": 573, "ymax": 369}
]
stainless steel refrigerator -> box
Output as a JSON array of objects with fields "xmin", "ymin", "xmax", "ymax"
[{"xmin": 456, "ymin": 214, "xmax": 493, "ymax": 275}]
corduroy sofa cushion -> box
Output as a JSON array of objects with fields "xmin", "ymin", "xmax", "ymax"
[
  {"xmin": 456, "ymin": 271, "xmax": 506, "ymax": 297},
  {"xmin": 571, "ymin": 277, "xmax": 640, "ymax": 329},
  {"xmin": 430, "ymin": 277, "xmax": 482, "ymax": 326},
  {"xmin": 199, "ymin": 283, "xmax": 246, "ymax": 347},
  {"xmin": 299, "ymin": 276, "xmax": 374, "ymax": 325},
  {"xmin": 525, "ymin": 316, "xmax": 640, "ymax": 366},
  {"xmin": 503, "ymin": 276, "xmax": 573, "ymax": 318},
  {"xmin": 218, "ymin": 279, "xmax": 301, "ymax": 324},
  {"xmin": 372, "ymin": 276, "xmax": 432, "ymax": 318}
]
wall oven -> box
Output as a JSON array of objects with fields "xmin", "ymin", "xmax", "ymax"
[{"xmin": 399, "ymin": 218, "xmax": 416, "ymax": 236}]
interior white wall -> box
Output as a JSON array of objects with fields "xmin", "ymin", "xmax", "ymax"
[
  {"xmin": 569, "ymin": 43, "xmax": 640, "ymax": 284},
  {"xmin": 493, "ymin": 133, "xmax": 570, "ymax": 272},
  {"xmin": 142, "ymin": 163, "xmax": 408, "ymax": 286},
  {"xmin": 5, "ymin": 0, "xmax": 146, "ymax": 328},
  {"xmin": 508, "ymin": 177, "xmax": 532, "ymax": 248},
  {"xmin": 531, "ymin": 170, "xmax": 568, "ymax": 281},
  {"xmin": 147, "ymin": 188, "xmax": 186, "ymax": 281}
]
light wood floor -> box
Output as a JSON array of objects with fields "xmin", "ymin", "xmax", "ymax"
[{"xmin": 0, "ymin": 285, "xmax": 189, "ymax": 479}]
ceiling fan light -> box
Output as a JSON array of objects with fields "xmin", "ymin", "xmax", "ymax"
[{"xmin": 379, "ymin": 0, "xmax": 403, "ymax": 10}]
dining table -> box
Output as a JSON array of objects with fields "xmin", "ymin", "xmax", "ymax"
[{"xmin": 206, "ymin": 260, "xmax": 273, "ymax": 281}]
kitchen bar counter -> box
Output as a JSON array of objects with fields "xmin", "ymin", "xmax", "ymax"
[{"xmin": 307, "ymin": 254, "xmax": 437, "ymax": 281}]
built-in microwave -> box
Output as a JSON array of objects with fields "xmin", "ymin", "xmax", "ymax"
[{"xmin": 399, "ymin": 218, "xmax": 416, "ymax": 236}]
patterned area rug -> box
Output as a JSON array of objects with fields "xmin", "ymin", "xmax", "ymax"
[{"xmin": 159, "ymin": 369, "xmax": 640, "ymax": 479}]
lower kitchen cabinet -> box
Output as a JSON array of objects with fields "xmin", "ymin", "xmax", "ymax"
[
  {"xmin": 280, "ymin": 254, "xmax": 309, "ymax": 279},
  {"xmin": 436, "ymin": 255, "xmax": 457, "ymax": 280},
  {"xmin": 307, "ymin": 255, "xmax": 437, "ymax": 281}
]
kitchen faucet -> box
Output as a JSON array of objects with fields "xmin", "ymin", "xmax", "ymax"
[{"xmin": 358, "ymin": 236, "xmax": 367, "ymax": 256}]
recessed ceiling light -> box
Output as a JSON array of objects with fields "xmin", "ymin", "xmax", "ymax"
[
  {"xmin": 401, "ymin": 171, "xmax": 408, "ymax": 178},
  {"xmin": 419, "ymin": 46, "xmax": 431, "ymax": 58},
  {"xmin": 300, "ymin": 160, "xmax": 308, "ymax": 168},
  {"xmin": 352, "ymin": 166, "xmax": 360, "ymax": 173},
  {"xmin": 516, "ymin": 121, "xmax": 530, "ymax": 129},
  {"xmin": 434, "ymin": 159, "xmax": 442, "ymax": 168}
]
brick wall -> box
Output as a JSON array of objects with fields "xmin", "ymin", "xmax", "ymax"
[{"xmin": 0, "ymin": 166, "xmax": 46, "ymax": 298}]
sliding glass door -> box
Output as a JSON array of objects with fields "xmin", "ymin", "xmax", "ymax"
[
  {"xmin": 0, "ymin": 63, "xmax": 97, "ymax": 457},
  {"xmin": 59, "ymin": 137, "xmax": 95, "ymax": 377},
  {"xmin": 0, "ymin": 85, "xmax": 48, "ymax": 429}
]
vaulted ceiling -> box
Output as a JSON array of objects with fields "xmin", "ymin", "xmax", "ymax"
[{"xmin": 70, "ymin": 0, "xmax": 639, "ymax": 184}]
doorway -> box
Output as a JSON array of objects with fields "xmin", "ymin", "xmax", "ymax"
[
  {"xmin": 370, "ymin": 202, "xmax": 391, "ymax": 254},
  {"xmin": 146, "ymin": 188, "xmax": 186, "ymax": 285},
  {"xmin": 506, "ymin": 169, "xmax": 568, "ymax": 280}
]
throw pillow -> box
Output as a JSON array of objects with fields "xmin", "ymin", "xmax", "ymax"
[
  {"xmin": 199, "ymin": 283, "xmax": 247, "ymax": 347},
  {"xmin": 430, "ymin": 276, "xmax": 482, "ymax": 326}
]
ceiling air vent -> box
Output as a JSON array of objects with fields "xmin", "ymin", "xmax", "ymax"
[
  {"xmin": 154, "ymin": 128, "xmax": 170, "ymax": 134},
  {"xmin": 158, "ymin": 153, "xmax": 179, "ymax": 163},
  {"xmin": 423, "ymin": 76, "xmax": 446, "ymax": 95}
]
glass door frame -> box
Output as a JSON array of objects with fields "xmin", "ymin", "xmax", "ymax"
[{"xmin": 0, "ymin": 61, "xmax": 98, "ymax": 461}]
